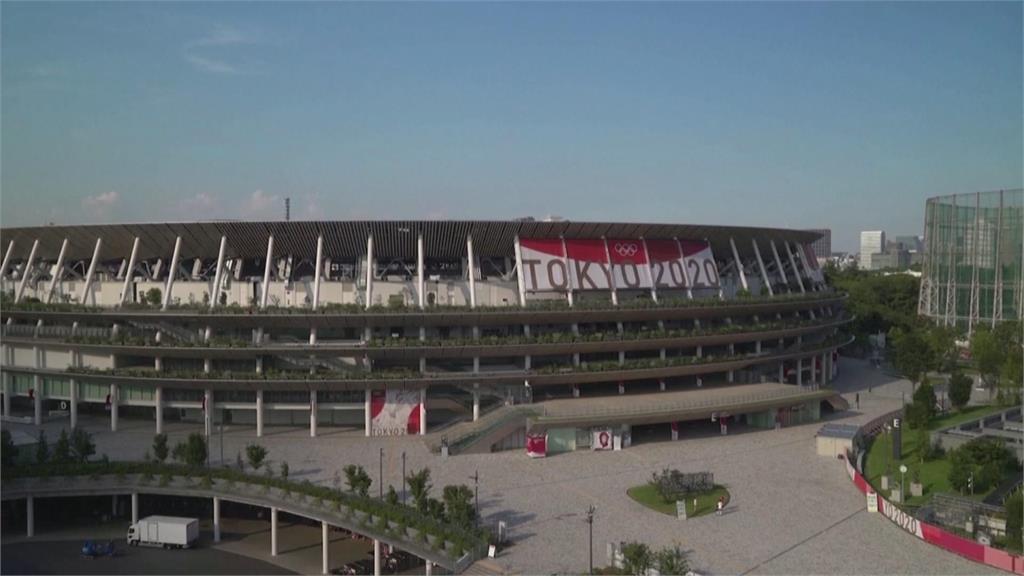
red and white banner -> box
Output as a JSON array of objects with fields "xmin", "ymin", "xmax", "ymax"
[
  {"xmin": 680, "ymin": 240, "xmax": 720, "ymax": 289},
  {"xmin": 565, "ymin": 239, "xmax": 612, "ymax": 290},
  {"xmin": 607, "ymin": 239, "xmax": 652, "ymax": 290},
  {"xmin": 592, "ymin": 428, "xmax": 613, "ymax": 450},
  {"xmin": 645, "ymin": 239, "xmax": 688, "ymax": 289},
  {"xmin": 526, "ymin": 433, "xmax": 547, "ymax": 458},
  {"xmin": 370, "ymin": 389, "xmax": 421, "ymax": 436},
  {"xmin": 519, "ymin": 238, "xmax": 570, "ymax": 292}
]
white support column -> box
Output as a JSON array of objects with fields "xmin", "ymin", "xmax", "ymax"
[
  {"xmin": 260, "ymin": 235, "xmax": 275, "ymax": 309},
  {"xmin": 0, "ymin": 240, "xmax": 14, "ymax": 291},
  {"xmin": 154, "ymin": 387, "xmax": 163, "ymax": 435},
  {"xmin": 33, "ymin": 375, "xmax": 42, "ymax": 426},
  {"xmin": 15, "ymin": 239, "xmax": 39, "ymax": 303},
  {"xmin": 419, "ymin": 388, "xmax": 427, "ymax": 435},
  {"xmin": 797, "ymin": 359, "xmax": 804, "ymax": 387},
  {"xmin": 322, "ymin": 521, "xmax": 330, "ymax": 575},
  {"xmin": 560, "ymin": 237, "xmax": 574, "ymax": 307},
  {"xmin": 162, "ymin": 236, "xmax": 183, "ymax": 310},
  {"xmin": 780, "ymin": 362, "xmax": 785, "ymax": 383},
  {"xmin": 213, "ymin": 497, "xmax": 221, "ymax": 543},
  {"xmin": 770, "ymin": 239, "xmax": 789, "ymax": 288},
  {"xmin": 603, "ymin": 237, "xmax": 618, "ymax": 306},
  {"xmin": 784, "ymin": 242, "xmax": 805, "ymax": 293},
  {"xmin": 313, "ymin": 235, "xmax": 324, "ymax": 309},
  {"xmin": 425, "ymin": 560, "xmax": 433, "ymax": 576},
  {"xmin": 110, "ymin": 383, "xmax": 119, "ymax": 432},
  {"xmin": 374, "ymin": 539, "xmax": 382, "ymax": 576},
  {"xmin": 26, "ymin": 496, "xmax": 34, "ymax": 538},
  {"xmin": 119, "ymin": 237, "xmax": 141, "ymax": 306},
  {"xmin": 417, "ymin": 232, "xmax": 426, "ymax": 309},
  {"xmin": 752, "ymin": 239, "xmax": 773, "ymax": 296},
  {"xmin": 364, "ymin": 235, "xmax": 374, "ymax": 310},
  {"xmin": 729, "ymin": 237, "xmax": 748, "ymax": 292},
  {"xmin": 131, "ymin": 492, "xmax": 139, "ymax": 524},
  {"xmin": 514, "ymin": 235, "xmax": 527, "ymax": 307},
  {"xmin": 204, "ymin": 389, "xmax": 213, "ymax": 437},
  {"xmin": 641, "ymin": 238, "xmax": 659, "ymax": 303},
  {"xmin": 79, "ymin": 237, "xmax": 104, "ymax": 305},
  {"xmin": 210, "ymin": 236, "xmax": 227, "ymax": 309},
  {"xmin": 467, "ymin": 234, "xmax": 477, "ymax": 308},
  {"xmin": 270, "ymin": 507, "xmax": 278, "ymax": 556},
  {"xmin": 472, "ymin": 385, "xmax": 480, "ymax": 422},
  {"xmin": 310, "ymin": 390, "xmax": 318, "ymax": 437},
  {"xmin": 45, "ymin": 238, "xmax": 69, "ymax": 303},
  {"xmin": 365, "ymin": 388, "xmax": 372, "ymax": 437},
  {"xmin": 4, "ymin": 372, "xmax": 13, "ymax": 418},
  {"xmin": 256, "ymin": 390, "xmax": 264, "ymax": 437},
  {"xmin": 793, "ymin": 241, "xmax": 817, "ymax": 292}
]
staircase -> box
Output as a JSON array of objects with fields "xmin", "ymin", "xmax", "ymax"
[{"xmin": 426, "ymin": 405, "xmax": 539, "ymax": 455}]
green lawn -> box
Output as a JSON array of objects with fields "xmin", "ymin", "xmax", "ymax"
[
  {"xmin": 627, "ymin": 483, "xmax": 730, "ymax": 518},
  {"xmin": 864, "ymin": 405, "xmax": 1007, "ymax": 506}
]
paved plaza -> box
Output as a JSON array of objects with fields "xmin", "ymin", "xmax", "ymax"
[{"xmin": 3, "ymin": 358, "xmax": 1005, "ymax": 575}]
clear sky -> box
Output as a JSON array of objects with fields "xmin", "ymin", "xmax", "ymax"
[{"xmin": 2, "ymin": 2, "xmax": 1021, "ymax": 252}]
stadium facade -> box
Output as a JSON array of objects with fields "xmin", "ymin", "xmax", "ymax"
[
  {"xmin": 0, "ymin": 221, "xmax": 849, "ymax": 455},
  {"xmin": 918, "ymin": 190, "xmax": 1024, "ymax": 333}
]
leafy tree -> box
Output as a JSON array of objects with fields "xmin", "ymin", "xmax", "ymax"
[
  {"xmin": 424, "ymin": 497, "xmax": 445, "ymax": 520},
  {"xmin": 53, "ymin": 429, "xmax": 72, "ymax": 463},
  {"xmin": 246, "ymin": 443, "xmax": 268, "ymax": 471},
  {"xmin": 35, "ymin": 430, "xmax": 49, "ymax": 464},
  {"xmin": 825, "ymin": 269, "xmax": 920, "ymax": 348},
  {"xmin": 171, "ymin": 433, "xmax": 208, "ymax": 467},
  {"xmin": 343, "ymin": 464, "xmax": 372, "ymax": 497},
  {"xmin": 442, "ymin": 484, "xmax": 475, "ymax": 526},
  {"xmin": 1007, "ymin": 491, "xmax": 1023, "ymax": 552},
  {"xmin": 971, "ymin": 327, "xmax": 1005, "ymax": 392},
  {"xmin": 907, "ymin": 380, "xmax": 937, "ymax": 430},
  {"xmin": 407, "ymin": 468, "xmax": 433, "ymax": 513},
  {"xmin": 70, "ymin": 428, "xmax": 95, "ymax": 462},
  {"xmin": 152, "ymin": 433, "xmax": 169, "ymax": 463},
  {"xmin": 655, "ymin": 545, "xmax": 689, "ymax": 576},
  {"xmin": 620, "ymin": 541, "xmax": 653, "ymax": 576},
  {"xmin": 948, "ymin": 437, "xmax": 1014, "ymax": 494},
  {"xmin": 144, "ymin": 287, "xmax": 162, "ymax": 306},
  {"xmin": 948, "ymin": 371, "xmax": 972, "ymax": 411},
  {"xmin": 385, "ymin": 485, "xmax": 399, "ymax": 506},
  {"xmin": 1, "ymin": 429, "xmax": 17, "ymax": 468},
  {"xmin": 924, "ymin": 324, "xmax": 959, "ymax": 373},
  {"xmin": 890, "ymin": 326, "xmax": 934, "ymax": 389}
]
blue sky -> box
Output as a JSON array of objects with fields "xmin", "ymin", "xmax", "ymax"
[{"xmin": 2, "ymin": 2, "xmax": 1021, "ymax": 252}]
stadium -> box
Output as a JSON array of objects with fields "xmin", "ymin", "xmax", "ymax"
[
  {"xmin": 0, "ymin": 220, "xmax": 850, "ymax": 455},
  {"xmin": 918, "ymin": 189, "xmax": 1024, "ymax": 332}
]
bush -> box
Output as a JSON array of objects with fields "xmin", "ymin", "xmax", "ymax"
[
  {"xmin": 70, "ymin": 428, "xmax": 95, "ymax": 463},
  {"xmin": 620, "ymin": 542, "xmax": 653, "ymax": 576},
  {"xmin": 152, "ymin": 434, "xmax": 169, "ymax": 463},
  {"xmin": 948, "ymin": 371, "xmax": 972, "ymax": 411},
  {"xmin": 246, "ymin": 444, "xmax": 268, "ymax": 471},
  {"xmin": 948, "ymin": 437, "xmax": 1015, "ymax": 494},
  {"xmin": 171, "ymin": 433, "xmax": 208, "ymax": 467}
]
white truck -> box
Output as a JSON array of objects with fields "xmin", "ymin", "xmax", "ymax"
[{"xmin": 127, "ymin": 516, "xmax": 199, "ymax": 549}]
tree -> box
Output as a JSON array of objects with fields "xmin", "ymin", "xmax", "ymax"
[
  {"xmin": 907, "ymin": 380, "xmax": 937, "ymax": 430},
  {"xmin": 343, "ymin": 464, "xmax": 372, "ymax": 497},
  {"xmin": 1006, "ymin": 491, "xmax": 1023, "ymax": 552},
  {"xmin": 971, "ymin": 327, "xmax": 1005, "ymax": 392},
  {"xmin": 385, "ymin": 485, "xmax": 399, "ymax": 506},
  {"xmin": 70, "ymin": 428, "xmax": 95, "ymax": 462},
  {"xmin": 171, "ymin": 433, "xmax": 208, "ymax": 467},
  {"xmin": 53, "ymin": 429, "xmax": 72, "ymax": 463},
  {"xmin": 152, "ymin": 433, "xmax": 169, "ymax": 463},
  {"xmin": 948, "ymin": 371, "xmax": 972, "ymax": 411},
  {"xmin": 35, "ymin": 430, "xmax": 49, "ymax": 464},
  {"xmin": 620, "ymin": 541, "xmax": 653, "ymax": 576},
  {"xmin": 1, "ymin": 429, "xmax": 17, "ymax": 468},
  {"xmin": 655, "ymin": 545, "xmax": 689, "ymax": 576},
  {"xmin": 924, "ymin": 324, "xmax": 959, "ymax": 373},
  {"xmin": 246, "ymin": 444, "xmax": 268, "ymax": 471},
  {"xmin": 442, "ymin": 484, "xmax": 475, "ymax": 526},
  {"xmin": 948, "ymin": 437, "xmax": 1013, "ymax": 494},
  {"xmin": 407, "ymin": 468, "xmax": 433, "ymax": 513},
  {"xmin": 279, "ymin": 461, "xmax": 289, "ymax": 480},
  {"xmin": 144, "ymin": 287, "xmax": 162, "ymax": 306},
  {"xmin": 890, "ymin": 326, "xmax": 934, "ymax": 389}
]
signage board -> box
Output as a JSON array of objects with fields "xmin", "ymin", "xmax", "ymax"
[{"xmin": 370, "ymin": 389, "xmax": 421, "ymax": 436}]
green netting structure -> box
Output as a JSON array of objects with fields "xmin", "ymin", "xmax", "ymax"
[{"xmin": 919, "ymin": 189, "xmax": 1023, "ymax": 331}]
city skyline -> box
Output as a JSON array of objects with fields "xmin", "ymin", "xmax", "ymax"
[{"xmin": 3, "ymin": 2, "xmax": 1022, "ymax": 253}]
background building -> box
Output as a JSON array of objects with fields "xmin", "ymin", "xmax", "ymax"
[
  {"xmin": 859, "ymin": 231, "xmax": 886, "ymax": 271},
  {"xmin": 918, "ymin": 189, "xmax": 1024, "ymax": 332},
  {"xmin": 804, "ymin": 229, "xmax": 832, "ymax": 265}
]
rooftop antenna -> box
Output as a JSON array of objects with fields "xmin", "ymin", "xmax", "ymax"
[{"xmin": 285, "ymin": 197, "xmax": 291, "ymax": 221}]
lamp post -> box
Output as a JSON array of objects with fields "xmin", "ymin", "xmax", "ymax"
[
  {"xmin": 401, "ymin": 451, "xmax": 407, "ymax": 505},
  {"xmin": 379, "ymin": 447, "xmax": 384, "ymax": 499},
  {"xmin": 899, "ymin": 464, "xmax": 907, "ymax": 501},
  {"xmin": 585, "ymin": 505, "xmax": 595, "ymax": 575}
]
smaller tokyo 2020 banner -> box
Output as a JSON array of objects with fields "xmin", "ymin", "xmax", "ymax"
[
  {"xmin": 592, "ymin": 428, "xmax": 614, "ymax": 450},
  {"xmin": 370, "ymin": 389, "xmax": 421, "ymax": 436}
]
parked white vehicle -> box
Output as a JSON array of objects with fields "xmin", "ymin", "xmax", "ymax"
[{"xmin": 127, "ymin": 516, "xmax": 199, "ymax": 549}]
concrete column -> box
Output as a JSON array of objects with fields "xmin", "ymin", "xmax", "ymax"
[
  {"xmin": 752, "ymin": 238, "xmax": 774, "ymax": 296},
  {"xmin": 260, "ymin": 236, "xmax": 275, "ymax": 309},
  {"xmin": 162, "ymin": 236, "xmax": 182, "ymax": 310},
  {"xmin": 364, "ymin": 235, "xmax": 374, "ymax": 310},
  {"xmin": 425, "ymin": 560, "xmax": 432, "ymax": 576},
  {"xmin": 26, "ymin": 496, "xmax": 34, "ymax": 538},
  {"xmin": 15, "ymin": 239, "xmax": 40, "ymax": 303},
  {"xmin": 472, "ymin": 387, "xmax": 480, "ymax": 422},
  {"xmin": 110, "ymin": 383, "xmax": 118, "ymax": 432},
  {"xmin": 467, "ymin": 234, "xmax": 477, "ymax": 308},
  {"xmin": 729, "ymin": 236, "xmax": 748, "ymax": 292},
  {"xmin": 417, "ymin": 233, "xmax": 425, "ymax": 309},
  {"xmin": 256, "ymin": 356, "xmax": 264, "ymax": 374},
  {"xmin": 210, "ymin": 236, "xmax": 228, "ymax": 309},
  {"xmin": 322, "ymin": 521, "xmax": 329, "ymax": 575},
  {"xmin": 3, "ymin": 372, "xmax": 13, "ymax": 418},
  {"xmin": 270, "ymin": 507, "xmax": 278, "ymax": 556},
  {"xmin": 213, "ymin": 497, "xmax": 221, "ymax": 543},
  {"xmin": 256, "ymin": 390, "xmax": 264, "ymax": 438},
  {"xmin": 310, "ymin": 390, "xmax": 318, "ymax": 437},
  {"xmin": 131, "ymin": 492, "xmax": 139, "ymax": 524},
  {"xmin": 779, "ymin": 362, "xmax": 785, "ymax": 383},
  {"xmin": 154, "ymin": 387, "xmax": 163, "ymax": 435},
  {"xmin": 770, "ymin": 240, "xmax": 789, "ymax": 287},
  {"xmin": 33, "ymin": 375, "xmax": 42, "ymax": 426},
  {"xmin": 0, "ymin": 239, "xmax": 14, "ymax": 292},
  {"xmin": 313, "ymin": 235, "xmax": 324, "ymax": 310},
  {"xmin": 755, "ymin": 340, "xmax": 762, "ymax": 354},
  {"xmin": 119, "ymin": 237, "xmax": 141, "ymax": 306},
  {"xmin": 514, "ymin": 235, "xmax": 527, "ymax": 306},
  {"xmin": 45, "ymin": 238, "xmax": 69, "ymax": 303},
  {"xmin": 797, "ymin": 359, "xmax": 803, "ymax": 387},
  {"xmin": 784, "ymin": 242, "xmax": 806, "ymax": 294},
  {"xmin": 204, "ymin": 389, "xmax": 213, "ymax": 437},
  {"xmin": 419, "ymin": 388, "xmax": 427, "ymax": 435},
  {"xmin": 365, "ymin": 388, "xmax": 372, "ymax": 437},
  {"xmin": 374, "ymin": 539, "xmax": 382, "ymax": 576}
]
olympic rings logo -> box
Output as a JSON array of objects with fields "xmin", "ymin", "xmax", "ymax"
[{"xmin": 614, "ymin": 243, "xmax": 639, "ymax": 257}]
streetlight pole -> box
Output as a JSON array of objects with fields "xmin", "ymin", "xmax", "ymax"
[
  {"xmin": 401, "ymin": 451, "xmax": 407, "ymax": 505},
  {"xmin": 379, "ymin": 447, "xmax": 384, "ymax": 499},
  {"xmin": 585, "ymin": 505, "xmax": 595, "ymax": 575}
]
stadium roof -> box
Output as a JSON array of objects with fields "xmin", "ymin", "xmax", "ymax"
[{"xmin": 0, "ymin": 220, "xmax": 820, "ymax": 261}]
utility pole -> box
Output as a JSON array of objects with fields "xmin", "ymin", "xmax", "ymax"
[{"xmin": 585, "ymin": 505, "xmax": 596, "ymax": 575}]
